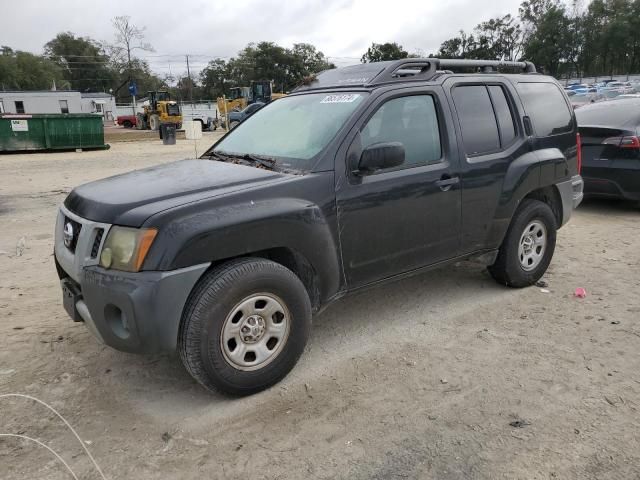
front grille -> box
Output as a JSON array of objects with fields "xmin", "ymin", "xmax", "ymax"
[
  {"xmin": 91, "ymin": 228, "xmax": 104, "ymax": 258},
  {"xmin": 64, "ymin": 217, "xmax": 82, "ymax": 253}
]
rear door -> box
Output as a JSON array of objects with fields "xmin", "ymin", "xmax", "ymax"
[
  {"xmin": 335, "ymin": 87, "xmax": 462, "ymax": 288},
  {"xmin": 444, "ymin": 78, "xmax": 529, "ymax": 252}
]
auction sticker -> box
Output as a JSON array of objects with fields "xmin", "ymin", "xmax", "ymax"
[
  {"xmin": 320, "ymin": 94, "xmax": 360, "ymax": 104},
  {"xmin": 10, "ymin": 119, "xmax": 28, "ymax": 132}
]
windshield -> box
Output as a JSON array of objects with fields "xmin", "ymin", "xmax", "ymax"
[{"xmin": 212, "ymin": 92, "xmax": 367, "ymax": 170}]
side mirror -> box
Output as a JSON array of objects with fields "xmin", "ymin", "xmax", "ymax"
[{"xmin": 357, "ymin": 142, "xmax": 405, "ymax": 174}]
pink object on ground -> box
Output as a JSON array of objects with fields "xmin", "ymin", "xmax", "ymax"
[{"xmin": 574, "ymin": 287, "xmax": 587, "ymax": 298}]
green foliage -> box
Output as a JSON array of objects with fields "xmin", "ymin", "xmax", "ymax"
[
  {"xmin": 199, "ymin": 42, "xmax": 334, "ymax": 99},
  {"xmin": 437, "ymin": 15, "xmax": 522, "ymax": 61},
  {"xmin": 44, "ymin": 32, "xmax": 115, "ymax": 92},
  {"xmin": 361, "ymin": 42, "xmax": 409, "ymax": 63},
  {"xmin": 436, "ymin": 0, "xmax": 640, "ymax": 77},
  {"xmin": 0, "ymin": 46, "xmax": 66, "ymax": 90}
]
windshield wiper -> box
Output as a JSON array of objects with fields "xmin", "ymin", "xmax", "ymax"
[
  {"xmin": 204, "ymin": 150, "xmax": 232, "ymax": 162},
  {"xmin": 204, "ymin": 150, "xmax": 278, "ymax": 171},
  {"xmin": 238, "ymin": 153, "xmax": 277, "ymax": 170}
]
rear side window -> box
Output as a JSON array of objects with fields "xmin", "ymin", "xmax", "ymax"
[
  {"xmin": 452, "ymin": 86, "xmax": 500, "ymax": 155},
  {"xmin": 517, "ymin": 82, "xmax": 572, "ymax": 136}
]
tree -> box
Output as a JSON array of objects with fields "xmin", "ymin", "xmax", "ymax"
[
  {"xmin": 437, "ymin": 15, "xmax": 522, "ymax": 61},
  {"xmin": 200, "ymin": 58, "xmax": 230, "ymax": 99},
  {"xmin": 109, "ymin": 16, "xmax": 154, "ymax": 68},
  {"xmin": 0, "ymin": 46, "xmax": 66, "ymax": 90},
  {"xmin": 44, "ymin": 32, "xmax": 114, "ymax": 92},
  {"xmin": 361, "ymin": 42, "xmax": 409, "ymax": 63},
  {"xmin": 521, "ymin": 2, "xmax": 571, "ymax": 75},
  {"xmin": 108, "ymin": 16, "xmax": 160, "ymax": 100}
]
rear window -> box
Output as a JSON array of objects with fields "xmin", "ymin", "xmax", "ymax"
[
  {"xmin": 575, "ymin": 100, "xmax": 640, "ymax": 127},
  {"xmin": 517, "ymin": 82, "xmax": 572, "ymax": 136}
]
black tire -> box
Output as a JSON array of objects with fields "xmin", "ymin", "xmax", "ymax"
[
  {"xmin": 488, "ymin": 199, "xmax": 557, "ymax": 288},
  {"xmin": 122, "ymin": 120, "xmax": 132, "ymax": 129},
  {"xmin": 179, "ymin": 258, "xmax": 312, "ymax": 396}
]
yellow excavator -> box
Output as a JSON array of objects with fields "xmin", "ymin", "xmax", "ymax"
[
  {"xmin": 216, "ymin": 81, "xmax": 285, "ymax": 115},
  {"xmin": 136, "ymin": 91, "xmax": 182, "ymax": 131}
]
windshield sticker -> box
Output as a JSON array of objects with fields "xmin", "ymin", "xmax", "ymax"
[{"xmin": 320, "ymin": 94, "xmax": 360, "ymax": 104}]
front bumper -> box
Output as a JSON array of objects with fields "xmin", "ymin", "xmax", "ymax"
[
  {"xmin": 57, "ymin": 260, "xmax": 209, "ymax": 353},
  {"xmin": 54, "ymin": 204, "xmax": 210, "ymax": 353},
  {"xmin": 557, "ymin": 174, "xmax": 584, "ymax": 226}
]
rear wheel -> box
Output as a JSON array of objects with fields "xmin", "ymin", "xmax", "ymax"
[
  {"xmin": 179, "ymin": 258, "xmax": 312, "ymax": 395},
  {"xmin": 488, "ymin": 199, "xmax": 557, "ymax": 287},
  {"xmin": 122, "ymin": 120, "xmax": 133, "ymax": 129}
]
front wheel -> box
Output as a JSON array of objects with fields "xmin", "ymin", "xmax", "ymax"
[
  {"xmin": 179, "ymin": 258, "xmax": 312, "ymax": 395},
  {"xmin": 488, "ymin": 199, "xmax": 557, "ymax": 287}
]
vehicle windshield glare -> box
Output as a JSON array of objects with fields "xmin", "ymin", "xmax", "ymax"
[{"xmin": 212, "ymin": 92, "xmax": 367, "ymax": 169}]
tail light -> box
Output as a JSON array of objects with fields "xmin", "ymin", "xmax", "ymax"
[
  {"xmin": 602, "ymin": 135, "xmax": 640, "ymax": 149},
  {"xmin": 576, "ymin": 132, "xmax": 582, "ymax": 174}
]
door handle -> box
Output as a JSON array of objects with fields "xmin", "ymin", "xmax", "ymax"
[{"xmin": 436, "ymin": 176, "xmax": 460, "ymax": 191}]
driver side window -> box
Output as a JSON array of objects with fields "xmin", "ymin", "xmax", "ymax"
[{"xmin": 361, "ymin": 95, "xmax": 442, "ymax": 170}]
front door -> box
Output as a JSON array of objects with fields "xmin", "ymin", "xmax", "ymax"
[{"xmin": 336, "ymin": 91, "xmax": 461, "ymax": 288}]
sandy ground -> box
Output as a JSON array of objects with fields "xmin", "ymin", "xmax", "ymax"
[
  {"xmin": 0, "ymin": 138, "xmax": 639, "ymax": 480},
  {"xmin": 103, "ymin": 124, "xmax": 222, "ymax": 143}
]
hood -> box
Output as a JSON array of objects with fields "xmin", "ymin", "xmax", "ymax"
[{"xmin": 64, "ymin": 159, "xmax": 286, "ymax": 226}]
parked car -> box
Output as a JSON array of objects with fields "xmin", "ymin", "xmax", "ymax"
[
  {"xmin": 227, "ymin": 102, "xmax": 265, "ymax": 129},
  {"xmin": 54, "ymin": 58, "xmax": 583, "ymax": 395},
  {"xmin": 571, "ymin": 92, "xmax": 604, "ymax": 109},
  {"xmin": 601, "ymin": 82, "xmax": 635, "ymax": 97},
  {"xmin": 576, "ymin": 99, "xmax": 640, "ymax": 204},
  {"xmin": 116, "ymin": 115, "xmax": 137, "ymax": 128}
]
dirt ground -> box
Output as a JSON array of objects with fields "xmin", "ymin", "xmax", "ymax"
[
  {"xmin": 0, "ymin": 137, "xmax": 639, "ymax": 480},
  {"xmin": 103, "ymin": 124, "xmax": 221, "ymax": 143}
]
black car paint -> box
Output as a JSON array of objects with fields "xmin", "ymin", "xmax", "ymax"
[
  {"xmin": 61, "ymin": 72, "xmax": 579, "ymax": 347},
  {"xmin": 577, "ymin": 101, "xmax": 640, "ymax": 202}
]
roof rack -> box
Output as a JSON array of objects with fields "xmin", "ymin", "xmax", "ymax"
[
  {"xmin": 292, "ymin": 58, "xmax": 537, "ymax": 92},
  {"xmin": 370, "ymin": 58, "xmax": 536, "ymax": 86}
]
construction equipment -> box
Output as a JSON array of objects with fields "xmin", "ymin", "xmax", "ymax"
[
  {"xmin": 217, "ymin": 87, "xmax": 250, "ymax": 114},
  {"xmin": 215, "ymin": 81, "xmax": 287, "ymax": 130},
  {"xmin": 136, "ymin": 91, "xmax": 182, "ymax": 131},
  {"xmin": 216, "ymin": 81, "xmax": 285, "ymax": 114}
]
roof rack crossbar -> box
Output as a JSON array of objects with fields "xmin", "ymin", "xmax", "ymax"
[{"xmin": 437, "ymin": 59, "xmax": 536, "ymax": 73}]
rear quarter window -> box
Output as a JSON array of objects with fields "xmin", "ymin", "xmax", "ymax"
[{"xmin": 517, "ymin": 82, "xmax": 573, "ymax": 136}]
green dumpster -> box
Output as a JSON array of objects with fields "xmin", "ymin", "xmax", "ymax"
[{"xmin": 0, "ymin": 114, "xmax": 109, "ymax": 152}]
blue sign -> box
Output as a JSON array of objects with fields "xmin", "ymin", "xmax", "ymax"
[{"xmin": 128, "ymin": 81, "xmax": 137, "ymax": 96}]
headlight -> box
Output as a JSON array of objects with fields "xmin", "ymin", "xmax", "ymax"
[{"xmin": 99, "ymin": 227, "xmax": 157, "ymax": 272}]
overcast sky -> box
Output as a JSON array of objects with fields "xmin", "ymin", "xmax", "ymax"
[{"xmin": 0, "ymin": 0, "xmax": 523, "ymax": 76}]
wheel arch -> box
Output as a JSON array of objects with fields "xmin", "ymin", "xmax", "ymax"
[
  {"xmin": 522, "ymin": 184, "xmax": 563, "ymax": 228},
  {"xmin": 195, "ymin": 247, "xmax": 321, "ymax": 313}
]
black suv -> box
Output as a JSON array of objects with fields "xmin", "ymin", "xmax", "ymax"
[{"xmin": 55, "ymin": 59, "xmax": 583, "ymax": 395}]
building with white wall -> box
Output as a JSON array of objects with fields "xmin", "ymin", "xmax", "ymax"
[
  {"xmin": 0, "ymin": 91, "xmax": 81, "ymax": 115},
  {"xmin": 80, "ymin": 92, "xmax": 116, "ymax": 123}
]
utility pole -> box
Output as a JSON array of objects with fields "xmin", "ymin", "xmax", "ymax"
[{"xmin": 186, "ymin": 55, "xmax": 194, "ymax": 107}]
